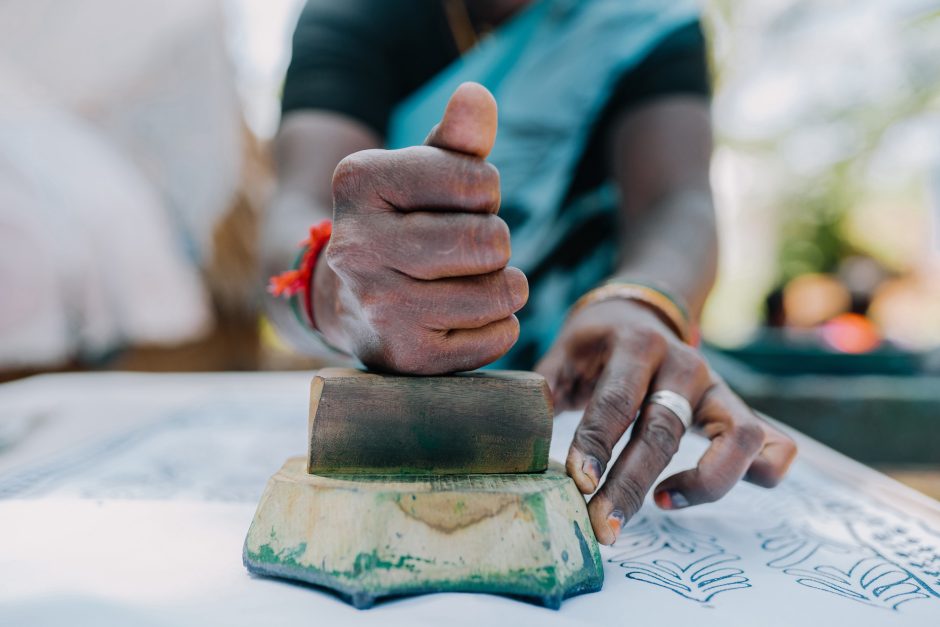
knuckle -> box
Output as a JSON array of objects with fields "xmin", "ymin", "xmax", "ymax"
[
  {"xmin": 324, "ymin": 236, "xmax": 350, "ymax": 263},
  {"xmin": 380, "ymin": 335, "xmax": 433, "ymax": 375},
  {"xmin": 593, "ymin": 386, "xmax": 635, "ymax": 424},
  {"xmin": 462, "ymin": 217, "xmax": 510, "ymax": 272},
  {"xmin": 685, "ymin": 351, "xmax": 711, "ymax": 382},
  {"xmin": 481, "ymin": 217, "xmax": 511, "ymax": 268},
  {"xmin": 664, "ymin": 345, "xmax": 709, "ymax": 384},
  {"xmin": 627, "ymin": 326, "xmax": 668, "ymax": 358},
  {"xmin": 324, "ymin": 238, "xmax": 354, "ymax": 278},
  {"xmin": 642, "ymin": 416, "xmax": 681, "ymax": 457},
  {"xmin": 573, "ymin": 425, "xmax": 612, "ymax": 464},
  {"xmin": 475, "ymin": 161, "xmax": 501, "ymax": 203},
  {"xmin": 457, "ymin": 159, "xmax": 500, "ymax": 210},
  {"xmin": 326, "ymin": 234, "xmax": 382, "ymax": 281},
  {"xmin": 733, "ymin": 421, "xmax": 766, "ymax": 454},
  {"xmin": 331, "ymin": 151, "xmax": 373, "ymax": 198},
  {"xmin": 608, "ymin": 474, "xmax": 647, "ymax": 516}
]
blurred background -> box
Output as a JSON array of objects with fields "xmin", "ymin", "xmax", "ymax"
[{"xmin": 0, "ymin": 0, "xmax": 937, "ymax": 492}]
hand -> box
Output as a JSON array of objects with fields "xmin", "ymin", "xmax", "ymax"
[
  {"xmin": 536, "ymin": 298, "xmax": 797, "ymax": 545},
  {"xmin": 313, "ymin": 83, "xmax": 528, "ymax": 374}
]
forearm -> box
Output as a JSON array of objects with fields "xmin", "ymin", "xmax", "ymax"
[
  {"xmin": 613, "ymin": 187, "xmax": 717, "ymax": 320},
  {"xmin": 261, "ymin": 188, "xmax": 338, "ymax": 355},
  {"xmin": 608, "ymin": 96, "xmax": 716, "ymax": 321},
  {"xmin": 261, "ymin": 111, "xmax": 379, "ymax": 354}
]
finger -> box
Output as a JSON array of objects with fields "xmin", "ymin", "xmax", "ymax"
[
  {"xmin": 534, "ymin": 333, "xmax": 601, "ymax": 415},
  {"xmin": 566, "ymin": 338, "xmax": 666, "ymax": 497},
  {"xmin": 387, "ymin": 213, "xmax": 510, "ymax": 279},
  {"xmin": 745, "ymin": 425, "xmax": 797, "ymax": 488},
  {"xmin": 432, "ymin": 314, "xmax": 521, "ymax": 373},
  {"xmin": 587, "ymin": 350, "xmax": 712, "ymax": 545},
  {"xmin": 645, "ymin": 345, "xmax": 713, "ymax": 432},
  {"xmin": 653, "ymin": 386, "xmax": 765, "ymax": 509},
  {"xmin": 588, "ymin": 405, "xmax": 685, "ymax": 545},
  {"xmin": 534, "ymin": 340, "xmax": 572, "ymax": 413},
  {"xmin": 424, "ymin": 82, "xmax": 498, "ymax": 158},
  {"xmin": 333, "ymin": 146, "xmax": 500, "ymax": 215},
  {"xmin": 408, "ymin": 267, "xmax": 528, "ymax": 330}
]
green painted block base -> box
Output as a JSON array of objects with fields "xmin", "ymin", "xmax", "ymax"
[{"xmin": 243, "ymin": 457, "xmax": 604, "ymax": 609}]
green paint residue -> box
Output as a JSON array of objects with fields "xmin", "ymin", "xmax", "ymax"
[
  {"xmin": 529, "ymin": 438, "xmax": 550, "ymax": 471},
  {"xmin": 353, "ymin": 551, "xmax": 424, "ymax": 575},
  {"xmin": 246, "ymin": 537, "xmax": 600, "ymax": 602},
  {"xmin": 523, "ymin": 493, "xmax": 550, "ymax": 531},
  {"xmin": 247, "ymin": 542, "xmax": 565, "ymax": 592},
  {"xmin": 249, "ymin": 544, "xmax": 431, "ymax": 579},
  {"xmin": 283, "ymin": 542, "xmax": 307, "ymax": 562}
]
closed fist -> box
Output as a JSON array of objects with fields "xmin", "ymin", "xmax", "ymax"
[{"xmin": 315, "ymin": 83, "xmax": 528, "ymax": 374}]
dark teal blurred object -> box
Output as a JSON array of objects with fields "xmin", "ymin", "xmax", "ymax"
[
  {"xmin": 708, "ymin": 338, "xmax": 940, "ymax": 466},
  {"xmin": 721, "ymin": 331, "xmax": 924, "ymax": 376}
]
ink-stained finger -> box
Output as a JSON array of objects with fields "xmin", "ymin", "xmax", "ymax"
[
  {"xmin": 587, "ymin": 404, "xmax": 685, "ymax": 545},
  {"xmin": 652, "ymin": 395, "xmax": 764, "ymax": 508},
  {"xmin": 566, "ymin": 345, "xmax": 663, "ymax": 496}
]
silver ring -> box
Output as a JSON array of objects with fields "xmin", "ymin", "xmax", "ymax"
[{"xmin": 647, "ymin": 390, "xmax": 693, "ymax": 430}]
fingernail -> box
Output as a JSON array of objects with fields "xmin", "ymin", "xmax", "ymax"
[
  {"xmin": 581, "ymin": 457, "xmax": 602, "ymax": 492},
  {"xmin": 607, "ymin": 509, "xmax": 626, "ymax": 542},
  {"xmin": 654, "ymin": 490, "xmax": 672, "ymax": 509},
  {"xmin": 667, "ymin": 490, "xmax": 689, "ymax": 509}
]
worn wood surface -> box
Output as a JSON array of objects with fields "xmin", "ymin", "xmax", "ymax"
[
  {"xmin": 307, "ymin": 368, "xmax": 553, "ymax": 475},
  {"xmin": 243, "ymin": 457, "xmax": 603, "ymax": 608}
]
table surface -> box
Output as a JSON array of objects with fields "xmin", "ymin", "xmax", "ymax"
[{"xmin": 1, "ymin": 372, "xmax": 938, "ymax": 627}]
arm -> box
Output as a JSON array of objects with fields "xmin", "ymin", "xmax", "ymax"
[
  {"xmin": 264, "ymin": 84, "xmax": 527, "ymax": 371},
  {"xmin": 610, "ymin": 96, "xmax": 716, "ymax": 317},
  {"xmin": 536, "ymin": 97, "xmax": 797, "ymax": 545}
]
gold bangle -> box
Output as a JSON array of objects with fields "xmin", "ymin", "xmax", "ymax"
[{"xmin": 568, "ymin": 283, "xmax": 693, "ymax": 344}]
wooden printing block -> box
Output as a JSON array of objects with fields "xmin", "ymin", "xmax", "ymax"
[
  {"xmin": 306, "ymin": 368, "xmax": 553, "ymax": 475},
  {"xmin": 242, "ymin": 457, "xmax": 604, "ymax": 608},
  {"xmin": 242, "ymin": 368, "xmax": 603, "ymax": 607}
]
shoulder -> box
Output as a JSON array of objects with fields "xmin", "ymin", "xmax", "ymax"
[
  {"xmin": 283, "ymin": 0, "xmax": 455, "ymax": 137},
  {"xmin": 624, "ymin": 20, "xmax": 711, "ymax": 102},
  {"xmin": 292, "ymin": 0, "xmax": 444, "ymax": 51}
]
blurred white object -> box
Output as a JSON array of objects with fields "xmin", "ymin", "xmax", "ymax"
[{"xmin": 0, "ymin": 0, "xmax": 242, "ymax": 367}]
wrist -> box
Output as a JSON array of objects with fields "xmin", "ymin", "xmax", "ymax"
[
  {"xmin": 311, "ymin": 252, "xmax": 349, "ymax": 352},
  {"xmin": 569, "ymin": 281, "xmax": 697, "ymax": 345},
  {"xmin": 268, "ymin": 219, "xmax": 351, "ymax": 355}
]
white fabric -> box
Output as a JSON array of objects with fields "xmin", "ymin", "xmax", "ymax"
[
  {"xmin": 0, "ymin": 372, "xmax": 938, "ymax": 626},
  {"xmin": 0, "ymin": 0, "xmax": 243, "ymax": 367}
]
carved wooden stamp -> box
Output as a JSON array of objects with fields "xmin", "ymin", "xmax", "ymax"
[{"xmin": 243, "ymin": 369, "xmax": 603, "ymax": 608}]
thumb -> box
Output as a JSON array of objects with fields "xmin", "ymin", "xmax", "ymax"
[{"xmin": 424, "ymin": 82, "xmax": 498, "ymax": 158}]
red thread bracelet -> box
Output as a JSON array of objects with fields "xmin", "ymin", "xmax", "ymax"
[{"xmin": 268, "ymin": 219, "xmax": 332, "ymax": 330}]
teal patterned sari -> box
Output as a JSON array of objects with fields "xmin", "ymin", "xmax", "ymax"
[{"xmin": 388, "ymin": 0, "xmax": 700, "ymax": 368}]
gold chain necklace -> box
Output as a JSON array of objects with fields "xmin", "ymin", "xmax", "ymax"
[{"xmin": 443, "ymin": 0, "xmax": 480, "ymax": 53}]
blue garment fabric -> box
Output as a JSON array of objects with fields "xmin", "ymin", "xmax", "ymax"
[{"xmin": 388, "ymin": 0, "xmax": 701, "ymax": 368}]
